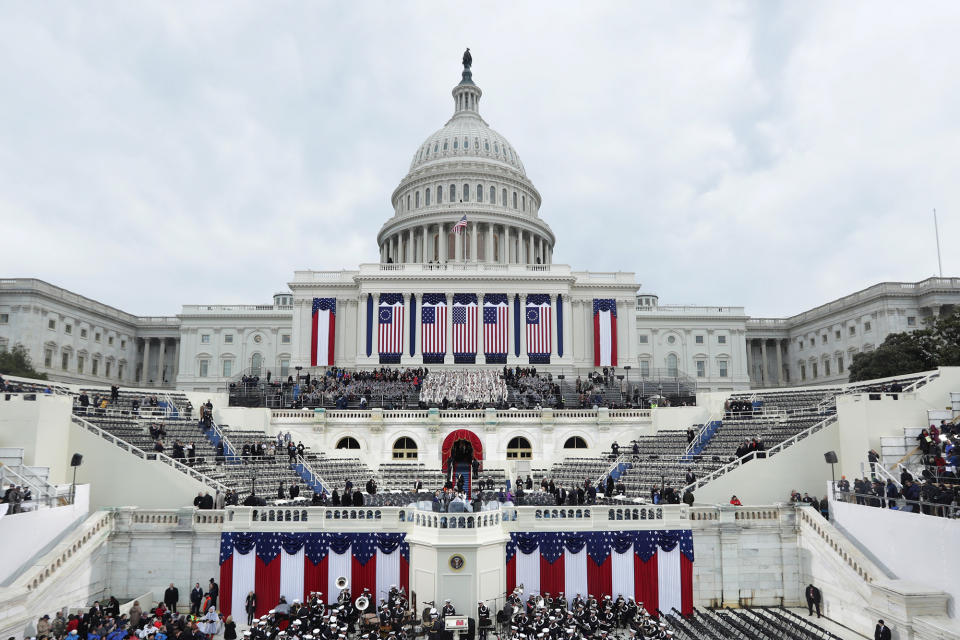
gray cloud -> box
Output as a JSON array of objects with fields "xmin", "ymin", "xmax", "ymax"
[{"xmin": 1, "ymin": 1, "xmax": 957, "ymax": 317}]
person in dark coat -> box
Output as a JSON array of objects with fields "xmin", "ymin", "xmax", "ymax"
[
  {"xmin": 875, "ymin": 620, "xmax": 891, "ymax": 640},
  {"xmin": 190, "ymin": 582, "xmax": 203, "ymax": 614},
  {"xmin": 805, "ymin": 584, "xmax": 821, "ymax": 617},
  {"xmin": 164, "ymin": 583, "xmax": 179, "ymax": 612},
  {"xmin": 352, "ymin": 490, "xmax": 364, "ymax": 506},
  {"xmin": 332, "ymin": 489, "xmax": 340, "ymax": 506},
  {"xmin": 207, "ymin": 578, "xmax": 219, "ymax": 610}
]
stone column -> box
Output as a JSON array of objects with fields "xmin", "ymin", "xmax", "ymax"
[
  {"xmin": 485, "ymin": 224, "xmax": 493, "ymax": 263},
  {"xmin": 471, "ymin": 221, "xmax": 478, "ymax": 262},
  {"xmin": 399, "ymin": 230, "xmax": 406, "ymax": 264},
  {"xmin": 760, "ymin": 339, "xmax": 769, "ymax": 387},
  {"xmin": 158, "ymin": 339, "xmax": 167, "ymax": 386},
  {"xmin": 439, "ymin": 224, "xmax": 447, "ymax": 263},
  {"xmin": 528, "ymin": 233, "xmax": 534, "ymax": 265},
  {"xmin": 172, "ymin": 339, "xmax": 180, "ymax": 385},
  {"xmin": 518, "ymin": 295, "xmax": 527, "ymax": 362},
  {"xmin": 744, "ymin": 338, "xmax": 753, "ymax": 386},
  {"xmin": 518, "ymin": 230, "xmax": 525, "ymax": 264},
  {"xmin": 455, "ymin": 225, "xmax": 463, "ymax": 261},
  {"xmin": 775, "ymin": 339, "xmax": 784, "ymax": 386},
  {"xmin": 422, "ymin": 226, "xmax": 428, "ymax": 263},
  {"xmin": 141, "ymin": 338, "xmax": 151, "ymax": 387}
]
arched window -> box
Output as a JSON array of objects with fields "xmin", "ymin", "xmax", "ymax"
[
  {"xmin": 437, "ymin": 185, "xmax": 443, "ymax": 204},
  {"xmin": 450, "ymin": 184, "xmax": 456, "ymax": 202},
  {"xmin": 443, "ymin": 140, "xmax": 448, "ymax": 151},
  {"xmin": 489, "ymin": 186, "xmax": 495, "ymax": 203},
  {"xmin": 434, "ymin": 143, "xmax": 438, "ymax": 153},
  {"xmin": 667, "ymin": 353, "xmax": 678, "ymax": 377},
  {"xmin": 415, "ymin": 191, "xmax": 420, "ymax": 208},
  {"xmin": 507, "ymin": 436, "xmax": 532, "ymax": 459},
  {"xmin": 336, "ymin": 437, "xmax": 361, "ymax": 450},
  {"xmin": 406, "ymin": 195, "xmax": 411, "ymax": 211},
  {"xmin": 250, "ymin": 353, "xmax": 262, "ymax": 376},
  {"xmin": 502, "ymin": 188, "xmax": 507, "ymax": 206},
  {"xmin": 392, "ymin": 437, "xmax": 418, "ymax": 460},
  {"xmin": 494, "ymin": 143, "xmax": 499, "ymax": 154},
  {"xmin": 425, "ymin": 188, "xmax": 431, "ymax": 206},
  {"xmin": 463, "ymin": 184, "xmax": 470, "ymax": 202},
  {"xmin": 484, "ymin": 140, "xmax": 490, "ymax": 151},
  {"xmin": 477, "ymin": 184, "xmax": 483, "ymax": 202},
  {"xmin": 464, "ymin": 137, "xmax": 469, "ymax": 149},
  {"xmin": 564, "ymin": 436, "xmax": 588, "ymax": 449},
  {"xmin": 513, "ymin": 192, "xmax": 518, "ymax": 209},
  {"xmin": 522, "ymin": 195, "xmax": 526, "ymax": 211}
]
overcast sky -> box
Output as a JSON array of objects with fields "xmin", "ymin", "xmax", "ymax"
[{"xmin": 2, "ymin": 2, "xmax": 957, "ymax": 318}]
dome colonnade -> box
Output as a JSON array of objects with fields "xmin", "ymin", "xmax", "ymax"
[{"xmin": 377, "ymin": 60, "xmax": 554, "ymax": 266}]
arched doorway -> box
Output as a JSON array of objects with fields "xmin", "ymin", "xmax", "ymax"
[{"xmin": 441, "ymin": 429, "xmax": 483, "ymax": 472}]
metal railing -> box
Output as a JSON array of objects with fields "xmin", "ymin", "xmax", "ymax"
[
  {"xmin": 832, "ymin": 485, "xmax": 960, "ymax": 519},
  {"xmin": 293, "ymin": 454, "xmax": 330, "ymax": 493},
  {"xmin": 683, "ymin": 413, "xmax": 839, "ymax": 494},
  {"xmin": 70, "ymin": 413, "xmax": 228, "ymax": 493},
  {"xmin": 869, "ymin": 461, "xmax": 902, "ymax": 490},
  {"xmin": 683, "ymin": 412, "xmax": 721, "ymax": 457},
  {"xmin": 0, "ymin": 463, "xmax": 69, "ymax": 509}
]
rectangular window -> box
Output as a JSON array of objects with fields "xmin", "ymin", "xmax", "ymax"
[
  {"xmin": 849, "ymin": 326, "xmax": 856, "ymax": 336},
  {"xmin": 797, "ymin": 340, "xmax": 802, "ymax": 351},
  {"xmin": 105, "ymin": 361, "xmax": 112, "ymax": 378},
  {"xmin": 224, "ymin": 334, "xmax": 233, "ymax": 344},
  {"xmin": 61, "ymin": 352, "xmax": 69, "ymax": 370},
  {"xmin": 201, "ymin": 334, "xmax": 210, "ymax": 344},
  {"xmin": 837, "ymin": 355, "xmax": 844, "ymax": 372},
  {"xmin": 121, "ymin": 339, "xmax": 126, "ymax": 349},
  {"xmin": 640, "ymin": 360, "xmax": 650, "ymax": 377},
  {"xmin": 77, "ymin": 356, "xmax": 85, "ymax": 373},
  {"xmin": 222, "ymin": 360, "xmax": 232, "ymax": 377},
  {"xmin": 812, "ymin": 362, "xmax": 818, "ymax": 378},
  {"xmin": 95, "ymin": 332, "xmax": 101, "ymax": 343},
  {"xmin": 0, "ymin": 313, "xmax": 8, "ymax": 323},
  {"xmin": 821, "ymin": 334, "xmax": 827, "ymax": 344},
  {"xmin": 638, "ymin": 335, "xmax": 648, "ymax": 344},
  {"xmin": 44, "ymin": 349, "xmax": 53, "ymax": 367},
  {"xmin": 718, "ymin": 335, "xmax": 727, "ymax": 344},
  {"xmin": 65, "ymin": 324, "xmax": 72, "ymax": 335},
  {"xmin": 281, "ymin": 334, "xmax": 291, "ymax": 344},
  {"xmin": 835, "ymin": 329, "xmax": 841, "ymax": 340},
  {"xmin": 824, "ymin": 360, "xmax": 831, "ymax": 376},
  {"xmin": 907, "ymin": 316, "xmax": 916, "ymax": 327},
  {"xmin": 92, "ymin": 359, "xmax": 99, "ymax": 376},
  {"xmin": 864, "ymin": 321, "xmax": 872, "ymax": 332},
  {"xmin": 81, "ymin": 328, "xmax": 88, "ymax": 338},
  {"xmin": 118, "ymin": 364, "xmax": 124, "ymax": 380},
  {"xmin": 695, "ymin": 335, "xmax": 704, "ymax": 344},
  {"xmin": 48, "ymin": 319, "xmax": 56, "ymax": 330},
  {"xmin": 696, "ymin": 360, "xmax": 706, "ymax": 377},
  {"xmin": 800, "ymin": 364, "xmax": 806, "ymax": 381},
  {"xmin": 718, "ymin": 360, "xmax": 728, "ymax": 378},
  {"xmin": 108, "ymin": 336, "xmax": 114, "ymax": 345},
  {"xmin": 280, "ymin": 359, "xmax": 290, "ymax": 377},
  {"xmin": 199, "ymin": 359, "xmax": 209, "ymax": 377}
]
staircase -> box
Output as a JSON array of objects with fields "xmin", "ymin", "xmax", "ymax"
[
  {"xmin": 683, "ymin": 420, "xmax": 721, "ymax": 460},
  {"xmin": 0, "ymin": 447, "xmax": 70, "ymax": 507},
  {"xmin": 292, "ymin": 455, "xmax": 327, "ymax": 494},
  {"xmin": 454, "ymin": 462, "xmax": 472, "ymax": 499}
]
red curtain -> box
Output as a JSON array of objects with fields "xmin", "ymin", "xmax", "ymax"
[
  {"xmin": 587, "ymin": 556, "xmax": 611, "ymax": 600},
  {"xmin": 304, "ymin": 556, "xmax": 328, "ymax": 603},
  {"xmin": 610, "ymin": 311, "xmax": 617, "ymax": 366},
  {"xmin": 593, "ymin": 309, "xmax": 601, "ymax": 367},
  {"xmin": 400, "ymin": 555, "xmax": 410, "ymax": 598},
  {"xmin": 219, "ymin": 554, "xmax": 233, "ymax": 618},
  {"xmin": 352, "ymin": 555, "xmax": 377, "ymax": 601},
  {"xmin": 540, "ymin": 555, "xmax": 565, "ymax": 598},
  {"xmin": 506, "ymin": 556, "xmax": 516, "ymax": 595},
  {"xmin": 634, "ymin": 555, "xmax": 659, "ymax": 618},
  {"xmin": 680, "ymin": 554, "xmax": 693, "ymax": 616},
  {"xmin": 255, "ymin": 556, "xmax": 281, "ymax": 617},
  {"xmin": 441, "ymin": 429, "xmax": 483, "ymax": 470}
]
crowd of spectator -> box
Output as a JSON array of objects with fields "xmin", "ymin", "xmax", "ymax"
[
  {"xmin": 419, "ymin": 369, "xmax": 507, "ymax": 407},
  {"xmin": 0, "ymin": 373, "xmax": 54, "ymax": 395},
  {"xmin": 503, "ymin": 367, "xmax": 560, "ymax": 408},
  {"xmin": 22, "ymin": 581, "xmax": 229, "ymax": 640},
  {"xmin": 297, "ymin": 367, "xmax": 424, "ymax": 409},
  {"xmin": 1, "ymin": 482, "xmax": 33, "ymax": 513}
]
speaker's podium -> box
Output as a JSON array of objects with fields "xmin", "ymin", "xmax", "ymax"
[{"xmin": 444, "ymin": 616, "xmax": 470, "ymax": 640}]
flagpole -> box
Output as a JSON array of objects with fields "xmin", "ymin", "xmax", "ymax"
[{"xmin": 933, "ymin": 208, "xmax": 943, "ymax": 278}]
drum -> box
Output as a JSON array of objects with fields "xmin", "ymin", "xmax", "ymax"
[{"xmin": 362, "ymin": 613, "xmax": 380, "ymax": 628}]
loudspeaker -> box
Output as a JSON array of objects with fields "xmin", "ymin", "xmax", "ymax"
[
  {"xmin": 823, "ymin": 451, "xmax": 838, "ymax": 464},
  {"xmin": 70, "ymin": 453, "xmax": 83, "ymax": 467}
]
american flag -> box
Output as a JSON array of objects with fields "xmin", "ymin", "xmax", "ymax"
[
  {"xmin": 378, "ymin": 294, "xmax": 405, "ymax": 361},
  {"xmin": 421, "ymin": 294, "xmax": 447, "ymax": 361},
  {"xmin": 452, "ymin": 294, "xmax": 478, "ymax": 363},
  {"xmin": 483, "ymin": 294, "xmax": 509, "ymax": 361},
  {"xmin": 452, "ymin": 214, "xmax": 468, "ymax": 234},
  {"xmin": 525, "ymin": 294, "xmax": 552, "ymax": 361}
]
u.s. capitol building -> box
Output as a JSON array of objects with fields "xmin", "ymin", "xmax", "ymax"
[{"xmin": 2, "ymin": 59, "xmax": 958, "ymax": 393}]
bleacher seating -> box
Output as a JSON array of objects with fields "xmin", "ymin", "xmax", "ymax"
[{"xmin": 662, "ymin": 606, "xmax": 845, "ymax": 640}]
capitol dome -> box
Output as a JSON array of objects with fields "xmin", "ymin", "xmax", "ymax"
[{"xmin": 378, "ymin": 55, "xmax": 554, "ymax": 266}]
